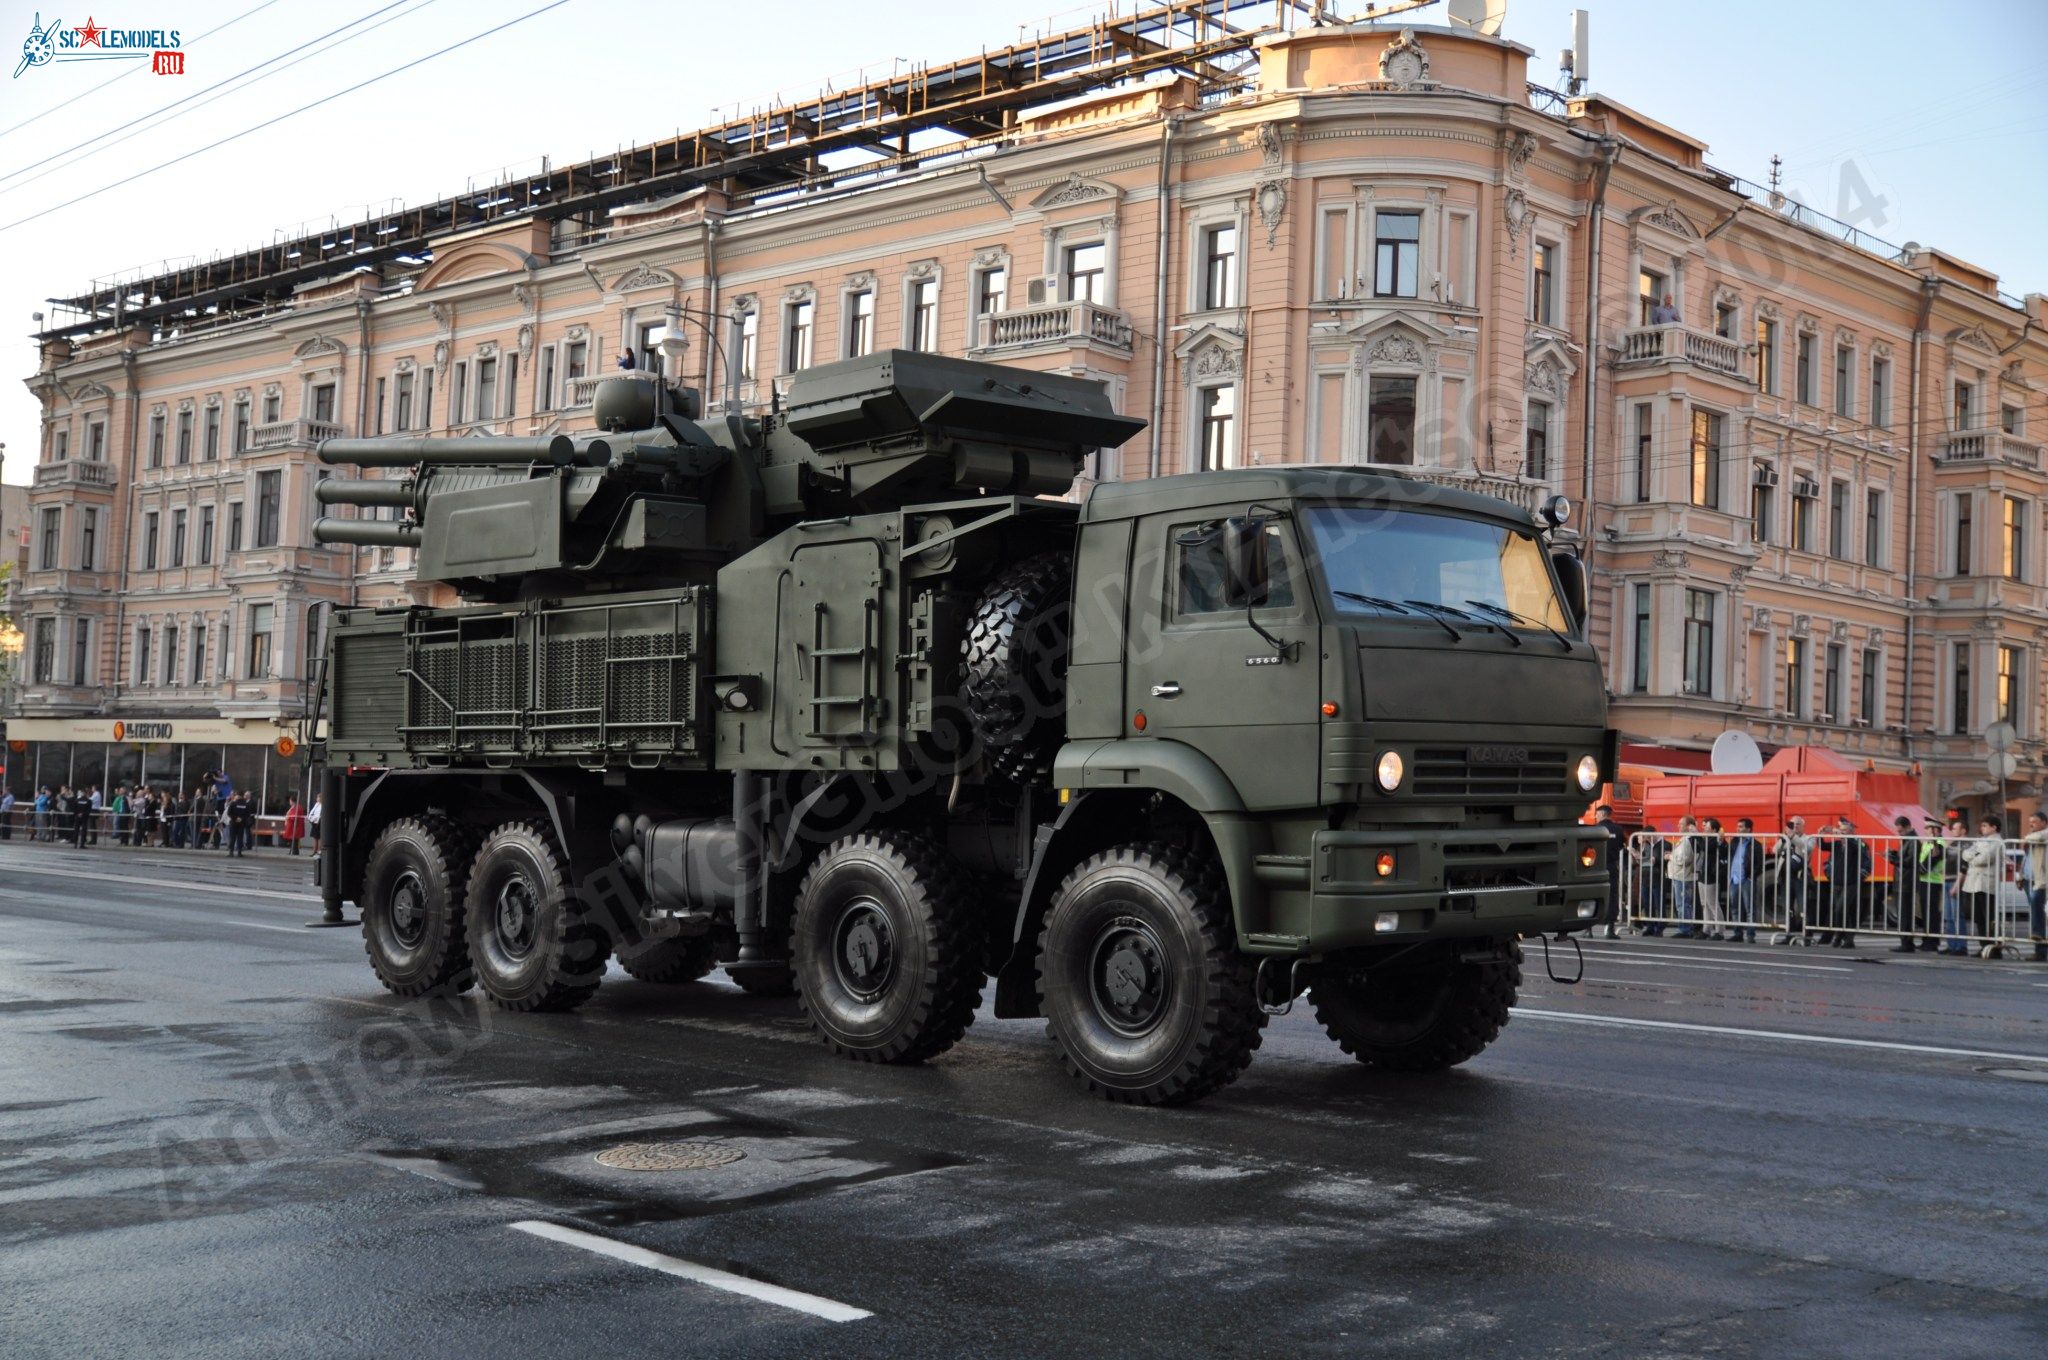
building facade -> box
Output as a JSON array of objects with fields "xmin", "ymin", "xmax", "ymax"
[{"xmin": 10, "ymin": 20, "xmax": 2047, "ymax": 817}]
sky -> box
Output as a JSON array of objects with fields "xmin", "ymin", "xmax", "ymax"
[{"xmin": 0, "ymin": 0, "xmax": 2042, "ymax": 485}]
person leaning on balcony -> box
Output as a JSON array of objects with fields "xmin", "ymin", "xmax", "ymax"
[
  {"xmin": 1961, "ymin": 817, "xmax": 2006, "ymax": 960},
  {"xmin": 2020, "ymin": 811, "xmax": 2048, "ymax": 963},
  {"xmin": 1650, "ymin": 293, "xmax": 1682, "ymax": 324},
  {"xmin": 1666, "ymin": 816, "xmax": 1701, "ymax": 937}
]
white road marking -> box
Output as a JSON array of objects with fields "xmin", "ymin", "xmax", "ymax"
[
  {"xmin": 1516, "ymin": 1007, "xmax": 2048, "ymax": 1066},
  {"xmin": 510, "ymin": 1220, "xmax": 871, "ymax": 1322},
  {"xmin": 1578, "ymin": 942, "xmax": 1855, "ymax": 974}
]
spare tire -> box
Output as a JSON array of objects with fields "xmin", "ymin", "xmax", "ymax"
[{"xmin": 962, "ymin": 552, "xmax": 1071, "ymax": 783}]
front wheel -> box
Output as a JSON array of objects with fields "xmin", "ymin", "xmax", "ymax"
[
  {"xmin": 1310, "ymin": 941, "xmax": 1522, "ymax": 1072},
  {"xmin": 1037, "ymin": 844, "xmax": 1265, "ymax": 1105}
]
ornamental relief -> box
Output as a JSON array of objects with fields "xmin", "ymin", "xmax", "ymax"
[{"xmin": 1378, "ymin": 29, "xmax": 1431, "ymax": 89}]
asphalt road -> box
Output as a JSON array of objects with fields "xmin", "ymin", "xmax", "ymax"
[{"xmin": 3, "ymin": 840, "xmax": 2045, "ymax": 1359}]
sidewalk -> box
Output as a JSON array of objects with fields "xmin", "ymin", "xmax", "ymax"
[
  {"xmin": 1604, "ymin": 924, "xmax": 2047, "ymax": 968},
  {"xmin": 0, "ymin": 837, "xmax": 317, "ymax": 887}
]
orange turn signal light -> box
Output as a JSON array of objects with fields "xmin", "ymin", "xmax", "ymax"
[
  {"xmin": 1375, "ymin": 851, "xmax": 1396, "ymax": 878},
  {"xmin": 1132, "ymin": 710, "xmax": 1147, "ymax": 732},
  {"xmin": 1320, "ymin": 702, "xmax": 1339, "ymax": 717}
]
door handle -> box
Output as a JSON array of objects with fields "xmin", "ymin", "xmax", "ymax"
[{"xmin": 1150, "ymin": 682, "xmax": 1183, "ymax": 698}]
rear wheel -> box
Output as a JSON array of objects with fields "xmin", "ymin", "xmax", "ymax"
[
  {"xmin": 360, "ymin": 815, "xmax": 475, "ymax": 997},
  {"xmin": 616, "ymin": 934, "xmax": 719, "ymax": 984},
  {"xmin": 466, "ymin": 821, "xmax": 610, "ymax": 1013},
  {"xmin": 789, "ymin": 831, "xmax": 983, "ymax": 1063},
  {"xmin": 1310, "ymin": 941, "xmax": 1522, "ymax": 1072},
  {"xmin": 1037, "ymin": 844, "xmax": 1265, "ymax": 1105}
]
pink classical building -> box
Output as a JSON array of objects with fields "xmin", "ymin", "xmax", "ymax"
[{"xmin": 10, "ymin": 11, "xmax": 2048, "ymax": 819}]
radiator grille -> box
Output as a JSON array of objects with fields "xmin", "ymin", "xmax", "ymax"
[{"xmin": 1412, "ymin": 748, "xmax": 1569, "ymax": 800}]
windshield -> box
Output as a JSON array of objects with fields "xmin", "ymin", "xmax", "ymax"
[{"xmin": 1306, "ymin": 506, "xmax": 1570, "ymax": 632}]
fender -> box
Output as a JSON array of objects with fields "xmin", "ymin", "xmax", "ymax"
[
  {"xmin": 991, "ymin": 739, "xmax": 1272, "ymax": 1018},
  {"xmin": 334, "ymin": 766, "xmax": 613, "ymax": 906}
]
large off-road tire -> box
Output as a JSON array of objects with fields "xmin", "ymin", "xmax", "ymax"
[
  {"xmin": 360, "ymin": 815, "xmax": 476, "ymax": 998},
  {"xmin": 962, "ymin": 552, "xmax": 1071, "ymax": 783},
  {"xmin": 465, "ymin": 820, "xmax": 611, "ymax": 1013},
  {"xmin": 1310, "ymin": 941, "xmax": 1522, "ymax": 1072},
  {"xmin": 1038, "ymin": 844, "xmax": 1266, "ymax": 1105},
  {"xmin": 616, "ymin": 934, "xmax": 719, "ymax": 984},
  {"xmin": 789, "ymin": 831, "xmax": 984, "ymax": 1063}
]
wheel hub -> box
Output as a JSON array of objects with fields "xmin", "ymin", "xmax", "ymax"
[
  {"xmin": 388, "ymin": 870, "xmax": 427, "ymax": 947},
  {"xmin": 831, "ymin": 897, "xmax": 896, "ymax": 1003},
  {"xmin": 495, "ymin": 877, "xmax": 538, "ymax": 960},
  {"xmin": 1089, "ymin": 917, "xmax": 1169, "ymax": 1037}
]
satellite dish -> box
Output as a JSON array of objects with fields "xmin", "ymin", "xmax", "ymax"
[
  {"xmin": 1985, "ymin": 720, "xmax": 2018, "ymax": 753},
  {"xmin": 1447, "ymin": 0, "xmax": 1508, "ymax": 35},
  {"xmin": 1710, "ymin": 730, "xmax": 1765, "ymax": 775}
]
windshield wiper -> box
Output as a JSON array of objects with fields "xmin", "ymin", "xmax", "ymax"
[
  {"xmin": 1331, "ymin": 592, "xmax": 1461, "ymax": 641},
  {"xmin": 1464, "ymin": 599, "xmax": 1572, "ymax": 651},
  {"xmin": 1399, "ymin": 599, "xmax": 1469, "ymax": 642},
  {"xmin": 1453, "ymin": 599, "xmax": 1523, "ymax": 647}
]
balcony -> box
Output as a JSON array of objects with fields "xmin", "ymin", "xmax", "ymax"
[
  {"xmin": 1936, "ymin": 428, "xmax": 2041, "ymax": 469},
  {"xmin": 567, "ymin": 368, "xmax": 663, "ymax": 408},
  {"xmin": 1396, "ymin": 467, "xmax": 1550, "ymax": 514},
  {"xmin": 247, "ymin": 418, "xmax": 344, "ymax": 453},
  {"xmin": 972, "ymin": 300, "xmax": 1134, "ymax": 355},
  {"xmin": 1618, "ymin": 324, "xmax": 1748, "ymax": 381},
  {"xmin": 32, "ymin": 458, "xmax": 114, "ymax": 490}
]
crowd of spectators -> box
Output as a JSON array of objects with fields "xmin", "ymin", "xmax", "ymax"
[
  {"xmin": 1613, "ymin": 807, "xmax": 2048, "ymax": 962},
  {"xmin": 0, "ymin": 776, "xmax": 318, "ymax": 858}
]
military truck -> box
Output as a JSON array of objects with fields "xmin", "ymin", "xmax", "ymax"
[{"xmin": 312, "ymin": 352, "xmax": 1614, "ymax": 1105}]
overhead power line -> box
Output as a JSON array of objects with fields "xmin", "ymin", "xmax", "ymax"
[
  {"xmin": 0, "ymin": 0, "xmax": 576, "ymax": 236},
  {"xmin": 0, "ymin": 0, "xmax": 437, "ymax": 195},
  {"xmin": 0, "ymin": 0, "xmax": 289, "ymax": 144}
]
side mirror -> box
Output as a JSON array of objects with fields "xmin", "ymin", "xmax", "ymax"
[
  {"xmin": 1551, "ymin": 550, "xmax": 1589, "ymax": 630},
  {"xmin": 1223, "ymin": 515, "xmax": 1271, "ymax": 608}
]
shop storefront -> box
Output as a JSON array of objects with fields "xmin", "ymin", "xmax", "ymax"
[{"xmin": 2, "ymin": 716, "xmax": 313, "ymax": 814}]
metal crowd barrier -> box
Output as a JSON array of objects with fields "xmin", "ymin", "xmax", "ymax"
[
  {"xmin": 0, "ymin": 807, "xmax": 311, "ymax": 851},
  {"xmin": 1618, "ymin": 829, "xmax": 2048, "ymax": 956}
]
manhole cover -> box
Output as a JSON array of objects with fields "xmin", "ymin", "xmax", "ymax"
[
  {"xmin": 594, "ymin": 1141, "xmax": 747, "ymax": 1171},
  {"xmin": 1979, "ymin": 1066, "xmax": 2048, "ymax": 1085}
]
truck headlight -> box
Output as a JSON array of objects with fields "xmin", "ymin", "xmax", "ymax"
[
  {"xmin": 1575, "ymin": 754, "xmax": 1600, "ymax": 792},
  {"xmin": 1375, "ymin": 751, "xmax": 1404, "ymax": 792}
]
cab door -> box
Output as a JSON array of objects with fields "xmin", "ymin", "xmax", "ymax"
[{"xmin": 1123, "ymin": 510, "xmax": 1322, "ymax": 811}]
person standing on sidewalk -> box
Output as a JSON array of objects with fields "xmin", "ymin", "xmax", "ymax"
[
  {"xmin": 2021, "ymin": 811, "xmax": 2048, "ymax": 963},
  {"xmin": 1725, "ymin": 817, "xmax": 1760, "ymax": 943},
  {"xmin": 1593, "ymin": 804, "xmax": 1626, "ymax": 938},
  {"xmin": 87, "ymin": 786, "xmax": 102, "ymax": 846},
  {"xmin": 1887, "ymin": 816, "xmax": 1921, "ymax": 952},
  {"xmin": 1940, "ymin": 821, "xmax": 1970, "ymax": 953},
  {"xmin": 307, "ymin": 793, "xmax": 323, "ymax": 856},
  {"xmin": 1667, "ymin": 817, "xmax": 1701, "ymax": 937},
  {"xmin": 282, "ymin": 797, "xmax": 306, "ymax": 856},
  {"xmin": 0, "ymin": 788, "xmax": 14, "ymax": 840},
  {"xmin": 1961, "ymin": 817, "xmax": 2005, "ymax": 959},
  {"xmin": 225, "ymin": 790, "xmax": 255, "ymax": 857},
  {"xmin": 1698, "ymin": 818, "xmax": 1730, "ymax": 939}
]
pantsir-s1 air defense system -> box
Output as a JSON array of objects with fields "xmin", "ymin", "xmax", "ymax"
[{"xmin": 314, "ymin": 352, "xmax": 1615, "ymax": 1104}]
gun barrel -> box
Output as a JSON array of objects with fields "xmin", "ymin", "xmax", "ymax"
[
  {"xmin": 313, "ymin": 517, "xmax": 421, "ymax": 548},
  {"xmin": 318, "ymin": 433, "xmax": 582, "ymax": 467},
  {"xmin": 314, "ymin": 478, "xmax": 415, "ymax": 508}
]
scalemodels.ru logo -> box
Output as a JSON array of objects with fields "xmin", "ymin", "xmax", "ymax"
[{"xmin": 15, "ymin": 13, "xmax": 185, "ymax": 78}]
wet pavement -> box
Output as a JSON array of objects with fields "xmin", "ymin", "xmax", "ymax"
[{"xmin": 3, "ymin": 840, "xmax": 2045, "ymax": 1358}]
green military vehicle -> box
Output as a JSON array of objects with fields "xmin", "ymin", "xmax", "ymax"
[{"xmin": 312, "ymin": 352, "xmax": 1613, "ymax": 1105}]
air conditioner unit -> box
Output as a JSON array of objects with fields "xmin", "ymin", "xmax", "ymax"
[
  {"xmin": 1025, "ymin": 274, "xmax": 1060, "ymax": 306},
  {"xmin": 1792, "ymin": 476, "xmax": 1820, "ymax": 499},
  {"xmin": 1752, "ymin": 462, "xmax": 1780, "ymax": 488}
]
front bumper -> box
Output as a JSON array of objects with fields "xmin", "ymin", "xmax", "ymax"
[{"xmin": 1304, "ymin": 824, "xmax": 1608, "ymax": 951}]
